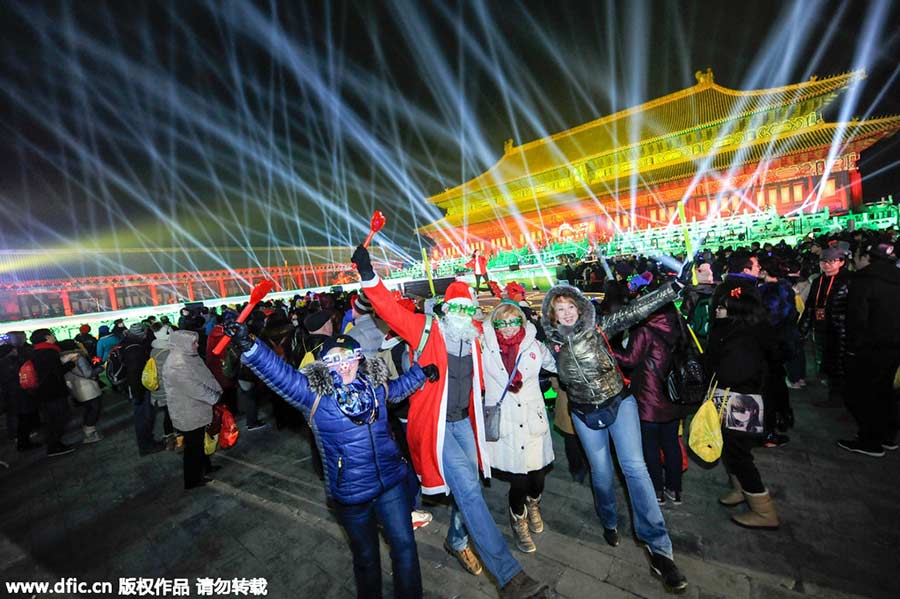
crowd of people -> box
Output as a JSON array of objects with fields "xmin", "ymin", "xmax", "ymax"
[{"xmin": 1, "ymin": 223, "xmax": 898, "ymax": 599}]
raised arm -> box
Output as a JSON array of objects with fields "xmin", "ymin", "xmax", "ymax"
[{"xmin": 598, "ymin": 283, "xmax": 679, "ymax": 337}]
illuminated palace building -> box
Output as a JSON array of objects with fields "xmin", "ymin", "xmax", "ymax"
[{"xmin": 419, "ymin": 69, "xmax": 900, "ymax": 257}]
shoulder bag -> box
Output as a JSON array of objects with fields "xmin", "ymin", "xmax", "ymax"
[{"xmin": 483, "ymin": 353, "xmax": 523, "ymax": 442}]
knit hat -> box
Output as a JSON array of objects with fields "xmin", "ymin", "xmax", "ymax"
[
  {"xmin": 79, "ymin": 325, "xmax": 91, "ymax": 334},
  {"xmin": 353, "ymin": 293, "xmax": 373, "ymax": 315},
  {"xmin": 505, "ymin": 282, "xmax": 526, "ymax": 302},
  {"xmin": 29, "ymin": 329, "xmax": 53, "ymax": 345},
  {"xmin": 443, "ymin": 281, "xmax": 475, "ymax": 305},
  {"xmin": 128, "ymin": 323, "xmax": 147, "ymax": 338},
  {"xmin": 99, "ymin": 325, "xmax": 110, "ymax": 336},
  {"xmin": 696, "ymin": 263, "xmax": 714, "ymax": 285},
  {"xmin": 303, "ymin": 310, "xmax": 332, "ymax": 333},
  {"xmin": 322, "ymin": 334, "xmax": 361, "ymax": 355}
]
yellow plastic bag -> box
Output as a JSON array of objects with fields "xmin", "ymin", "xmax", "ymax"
[
  {"xmin": 689, "ymin": 388, "xmax": 729, "ymax": 463},
  {"xmin": 141, "ymin": 357, "xmax": 159, "ymax": 391},
  {"xmin": 204, "ymin": 432, "xmax": 219, "ymax": 456}
]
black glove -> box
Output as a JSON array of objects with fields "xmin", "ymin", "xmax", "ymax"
[
  {"xmin": 223, "ymin": 320, "xmax": 255, "ymax": 353},
  {"xmin": 675, "ymin": 260, "xmax": 694, "ymax": 289},
  {"xmin": 352, "ymin": 245, "xmax": 375, "ymax": 281},
  {"xmin": 421, "ymin": 364, "xmax": 440, "ymax": 383}
]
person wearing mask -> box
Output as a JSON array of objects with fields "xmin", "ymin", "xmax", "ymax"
[
  {"xmin": 353, "ymin": 245, "xmax": 550, "ymax": 599},
  {"xmin": 162, "ymin": 330, "xmax": 222, "ymax": 489},
  {"xmin": 482, "ymin": 301, "xmax": 557, "ymax": 554},
  {"xmin": 224, "ymin": 326, "xmax": 434, "ymax": 599},
  {"xmin": 540, "ymin": 271, "xmax": 690, "ymax": 594}
]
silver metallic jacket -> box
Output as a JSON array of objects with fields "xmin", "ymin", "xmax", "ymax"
[{"xmin": 540, "ymin": 283, "xmax": 680, "ymax": 406}]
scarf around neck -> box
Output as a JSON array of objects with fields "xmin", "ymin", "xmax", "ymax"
[{"xmin": 496, "ymin": 328, "xmax": 525, "ymax": 391}]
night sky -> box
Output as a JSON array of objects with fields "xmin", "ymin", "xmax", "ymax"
[{"xmin": 0, "ymin": 0, "xmax": 898, "ymax": 267}]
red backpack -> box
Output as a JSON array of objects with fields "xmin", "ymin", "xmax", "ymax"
[{"xmin": 19, "ymin": 360, "xmax": 39, "ymax": 390}]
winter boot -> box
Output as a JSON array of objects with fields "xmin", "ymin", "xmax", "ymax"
[
  {"xmin": 731, "ymin": 490, "xmax": 780, "ymax": 529},
  {"xmin": 718, "ymin": 474, "xmax": 745, "ymax": 506},
  {"xmin": 510, "ymin": 507, "xmax": 536, "ymax": 553},
  {"xmin": 525, "ymin": 495, "xmax": 544, "ymax": 533},
  {"xmin": 82, "ymin": 426, "xmax": 103, "ymax": 444},
  {"xmin": 499, "ymin": 571, "xmax": 549, "ymax": 599}
]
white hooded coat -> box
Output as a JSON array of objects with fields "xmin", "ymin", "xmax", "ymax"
[
  {"xmin": 482, "ymin": 306, "xmax": 557, "ymax": 474},
  {"xmin": 162, "ymin": 330, "xmax": 222, "ymax": 432}
]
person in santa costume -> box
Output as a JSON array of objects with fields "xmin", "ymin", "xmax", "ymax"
[{"xmin": 352, "ymin": 245, "xmax": 550, "ymax": 599}]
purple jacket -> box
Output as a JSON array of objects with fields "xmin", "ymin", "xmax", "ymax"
[{"xmin": 614, "ymin": 309, "xmax": 686, "ymax": 423}]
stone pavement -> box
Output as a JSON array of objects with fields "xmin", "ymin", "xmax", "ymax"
[{"xmin": 1, "ymin": 374, "xmax": 898, "ymax": 599}]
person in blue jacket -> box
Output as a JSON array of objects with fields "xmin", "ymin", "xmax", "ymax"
[{"xmin": 224, "ymin": 324, "xmax": 438, "ymax": 599}]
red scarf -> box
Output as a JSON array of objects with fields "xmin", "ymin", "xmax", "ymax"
[
  {"xmin": 496, "ymin": 328, "xmax": 525, "ymax": 392},
  {"xmin": 34, "ymin": 342, "xmax": 61, "ymax": 352}
]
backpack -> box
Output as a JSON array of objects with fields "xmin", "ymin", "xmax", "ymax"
[
  {"xmin": 105, "ymin": 345, "xmax": 126, "ymax": 386},
  {"xmin": 19, "ymin": 360, "xmax": 39, "ymax": 390},
  {"xmin": 141, "ymin": 357, "xmax": 159, "ymax": 391},
  {"xmin": 690, "ymin": 296, "xmax": 711, "ymax": 342},
  {"xmin": 649, "ymin": 316, "xmax": 708, "ymax": 406}
]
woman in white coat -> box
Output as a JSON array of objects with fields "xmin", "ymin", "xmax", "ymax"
[
  {"xmin": 482, "ymin": 300, "xmax": 557, "ymax": 553},
  {"xmin": 162, "ymin": 330, "xmax": 222, "ymax": 490}
]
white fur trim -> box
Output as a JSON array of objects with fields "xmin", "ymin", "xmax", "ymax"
[{"xmin": 360, "ymin": 274, "xmax": 381, "ymax": 289}]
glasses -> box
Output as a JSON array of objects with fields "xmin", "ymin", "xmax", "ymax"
[
  {"xmin": 493, "ymin": 318, "xmax": 523, "ymax": 329},
  {"xmin": 322, "ymin": 348, "xmax": 362, "ymax": 366},
  {"xmin": 444, "ymin": 303, "xmax": 477, "ymax": 317}
]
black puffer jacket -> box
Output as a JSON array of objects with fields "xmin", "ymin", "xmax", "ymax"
[
  {"xmin": 846, "ymin": 260, "xmax": 900, "ymax": 354},
  {"xmin": 541, "ymin": 282, "xmax": 679, "ymax": 406},
  {"xmin": 800, "ymin": 270, "xmax": 850, "ymax": 378}
]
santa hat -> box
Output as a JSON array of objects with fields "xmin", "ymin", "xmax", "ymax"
[
  {"xmin": 79, "ymin": 325, "xmax": 91, "ymax": 334},
  {"xmin": 443, "ymin": 281, "xmax": 476, "ymax": 305},
  {"xmin": 505, "ymin": 281, "xmax": 526, "ymax": 302}
]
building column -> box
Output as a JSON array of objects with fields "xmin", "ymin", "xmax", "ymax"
[
  {"xmin": 218, "ymin": 278, "xmax": 227, "ymax": 298},
  {"xmin": 60, "ymin": 290, "xmax": 73, "ymax": 316},
  {"xmin": 150, "ymin": 284, "xmax": 159, "ymax": 306},
  {"xmin": 107, "ymin": 286, "xmax": 118, "ymax": 311},
  {"xmin": 187, "ymin": 283, "xmax": 195, "ymax": 302}
]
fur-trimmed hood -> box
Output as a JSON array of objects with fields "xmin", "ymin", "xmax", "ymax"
[
  {"xmin": 301, "ymin": 356, "xmax": 390, "ymax": 397},
  {"xmin": 540, "ymin": 284, "xmax": 595, "ymax": 342}
]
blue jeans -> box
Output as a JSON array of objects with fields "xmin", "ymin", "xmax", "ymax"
[
  {"xmin": 333, "ymin": 480, "xmax": 422, "ymax": 599},
  {"xmin": 572, "ymin": 395, "xmax": 674, "ymax": 558},
  {"xmin": 131, "ymin": 388, "xmax": 157, "ymax": 453},
  {"xmin": 443, "ymin": 419, "xmax": 521, "ymax": 587}
]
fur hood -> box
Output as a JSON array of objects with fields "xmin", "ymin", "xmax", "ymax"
[
  {"xmin": 540, "ymin": 284, "xmax": 595, "ymax": 342},
  {"xmin": 301, "ymin": 356, "xmax": 390, "ymax": 397}
]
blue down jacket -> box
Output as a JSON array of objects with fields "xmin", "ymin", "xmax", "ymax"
[{"xmin": 241, "ymin": 340, "xmax": 425, "ymax": 505}]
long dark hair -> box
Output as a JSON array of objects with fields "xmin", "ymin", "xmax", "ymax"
[{"xmin": 721, "ymin": 291, "xmax": 767, "ymax": 328}]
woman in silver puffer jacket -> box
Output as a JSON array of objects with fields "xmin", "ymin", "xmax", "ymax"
[{"xmin": 541, "ymin": 279, "xmax": 688, "ymax": 594}]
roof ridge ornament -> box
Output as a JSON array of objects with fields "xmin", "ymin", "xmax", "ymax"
[
  {"xmin": 504, "ymin": 138, "xmax": 514, "ymax": 154},
  {"xmin": 694, "ymin": 68, "xmax": 714, "ymax": 85}
]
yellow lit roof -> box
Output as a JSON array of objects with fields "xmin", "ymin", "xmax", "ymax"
[{"xmin": 428, "ymin": 69, "xmax": 867, "ymax": 209}]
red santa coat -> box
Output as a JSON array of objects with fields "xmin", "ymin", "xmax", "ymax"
[{"xmin": 361, "ymin": 275, "xmax": 489, "ymax": 495}]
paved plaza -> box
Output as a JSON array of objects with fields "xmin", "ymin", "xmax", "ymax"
[{"xmin": 1, "ymin": 362, "xmax": 898, "ymax": 599}]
